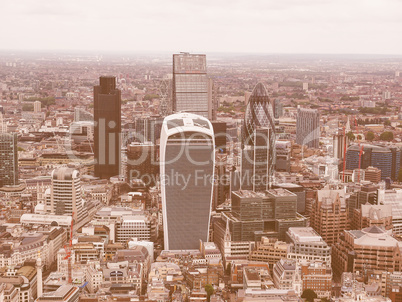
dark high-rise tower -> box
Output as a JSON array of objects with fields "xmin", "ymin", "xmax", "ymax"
[
  {"xmin": 94, "ymin": 76, "xmax": 121, "ymax": 179},
  {"xmin": 0, "ymin": 133, "xmax": 18, "ymax": 187}
]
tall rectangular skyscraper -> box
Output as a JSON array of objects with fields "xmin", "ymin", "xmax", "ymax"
[
  {"xmin": 172, "ymin": 53, "xmax": 212, "ymax": 119},
  {"xmin": 296, "ymin": 106, "xmax": 320, "ymax": 148},
  {"xmin": 241, "ymin": 127, "xmax": 270, "ymax": 192},
  {"xmin": 160, "ymin": 113, "xmax": 215, "ymax": 250},
  {"xmin": 94, "ymin": 76, "xmax": 121, "ymax": 179},
  {"xmin": 0, "ymin": 133, "xmax": 18, "ymax": 187}
]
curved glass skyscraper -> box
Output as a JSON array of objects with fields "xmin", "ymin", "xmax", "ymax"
[
  {"xmin": 160, "ymin": 113, "xmax": 215, "ymax": 250},
  {"xmin": 241, "ymin": 83, "xmax": 276, "ymax": 190}
]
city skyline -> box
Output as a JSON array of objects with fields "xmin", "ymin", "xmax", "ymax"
[{"xmin": 1, "ymin": 0, "xmax": 402, "ymax": 55}]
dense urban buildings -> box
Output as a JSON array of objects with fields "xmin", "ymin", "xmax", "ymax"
[
  {"xmin": 160, "ymin": 113, "xmax": 215, "ymax": 250},
  {"xmin": 1, "ymin": 50, "xmax": 402, "ymax": 301}
]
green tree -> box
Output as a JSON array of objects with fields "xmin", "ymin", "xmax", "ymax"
[
  {"xmin": 384, "ymin": 119, "xmax": 391, "ymax": 126},
  {"xmin": 301, "ymin": 289, "xmax": 318, "ymax": 302},
  {"xmin": 380, "ymin": 131, "xmax": 394, "ymax": 142},
  {"xmin": 366, "ymin": 131, "xmax": 375, "ymax": 141},
  {"xmin": 205, "ymin": 284, "xmax": 214, "ymax": 302},
  {"xmin": 346, "ymin": 131, "xmax": 355, "ymax": 142},
  {"xmin": 22, "ymin": 103, "xmax": 34, "ymax": 111},
  {"xmin": 357, "ymin": 135, "xmax": 362, "ymax": 140}
]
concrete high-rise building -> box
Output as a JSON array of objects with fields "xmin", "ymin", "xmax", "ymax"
[
  {"xmin": 310, "ymin": 188, "xmax": 348, "ymax": 246},
  {"xmin": 296, "ymin": 106, "xmax": 320, "ymax": 148},
  {"xmin": 160, "ymin": 113, "xmax": 215, "ymax": 250},
  {"xmin": 94, "ymin": 76, "xmax": 121, "ymax": 179},
  {"xmin": 0, "ymin": 133, "xmax": 18, "ymax": 187},
  {"xmin": 242, "ymin": 83, "xmax": 276, "ymax": 188},
  {"xmin": 332, "ymin": 226, "xmax": 402, "ymax": 277},
  {"xmin": 48, "ymin": 167, "xmax": 87, "ymax": 227},
  {"xmin": 34, "ymin": 101, "xmax": 41, "ymax": 113},
  {"xmin": 274, "ymin": 99, "xmax": 283, "ymax": 118},
  {"xmin": 172, "ymin": 53, "xmax": 212, "ymax": 119}
]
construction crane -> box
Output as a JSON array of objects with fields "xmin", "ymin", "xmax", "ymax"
[{"xmin": 64, "ymin": 212, "xmax": 74, "ymax": 284}]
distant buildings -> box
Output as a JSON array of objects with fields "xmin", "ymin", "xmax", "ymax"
[
  {"xmin": 160, "ymin": 113, "xmax": 215, "ymax": 250},
  {"xmin": 94, "ymin": 76, "xmax": 121, "ymax": 179},
  {"xmin": 346, "ymin": 144, "xmax": 400, "ymax": 180},
  {"xmin": 296, "ymin": 106, "xmax": 320, "ymax": 148},
  {"xmin": 172, "ymin": 53, "xmax": 212, "ymax": 119},
  {"xmin": 33, "ymin": 100, "xmax": 41, "ymax": 113},
  {"xmin": 0, "ymin": 132, "xmax": 18, "ymax": 187}
]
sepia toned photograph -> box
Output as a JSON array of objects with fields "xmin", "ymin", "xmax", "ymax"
[{"xmin": 0, "ymin": 1, "xmax": 401, "ymax": 301}]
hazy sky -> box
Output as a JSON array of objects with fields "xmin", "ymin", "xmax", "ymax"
[{"xmin": 1, "ymin": 0, "xmax": 402, "ymax": 55}]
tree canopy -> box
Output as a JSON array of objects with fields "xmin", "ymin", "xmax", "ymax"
[
  {"xmin": 346, "ymin": 131, "xmax": 355, "ymax": 141},
  {"xmin": 365, "ymin": 131, "xmax": 375, "ymax": 141},
  {"xmin": 301, "ymin": 289, "xmax": 318, "ymax": 302},
  {"xmin": 380, "ymin": 131, "xmax": 394, "ymax": 142},
  {"xmin": 205, "ymin": 284, "xmax": 214, "ymax": 302}
]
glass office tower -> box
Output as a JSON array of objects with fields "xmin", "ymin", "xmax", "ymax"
[
  {"xmin": 172, "ymin": 53, "xmax": 211, "ymax": 119},
  {"xmin": 242, "ymin": 83, "xmax": 276, "ymax": 188},
  {"xmin": 160, "ymin": 113, "xmax": 215, "ymax": 250}
]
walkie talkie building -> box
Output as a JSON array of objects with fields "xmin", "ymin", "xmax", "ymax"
[{"xmin": 160, "ymin": 113, "xmax": 215, "ymax": 250}]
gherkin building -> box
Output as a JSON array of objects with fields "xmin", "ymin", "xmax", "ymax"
[{"xmin": 242, "ymin": 83, "xmax": 276, "ymax": 188}]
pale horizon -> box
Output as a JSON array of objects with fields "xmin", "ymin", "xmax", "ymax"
[{"xmin": 1, "ymin": 0, "xmax": 402, "ymax": 55}]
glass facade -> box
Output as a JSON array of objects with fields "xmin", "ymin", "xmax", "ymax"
[
  {"xmin": 346, "ymin": 144, "xmax": 400, "ymax": 180},
  {"xmin": 0, "ymin": 133, "xmax": 18, "ymax": 187},
  {"xmin": 161, "ymin": 113, "xmax": 215, "ymax": 250},
  {"xmin": 94, "ymin": 76, "xmax": 121, "ymax": 179},
  {"xmin": 173, "ymin": 53, "xmax": 209, "ymax": 118},
  {"xmin": 242, "ymin": 83, "xmax": 276, "ymax": 187}
]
